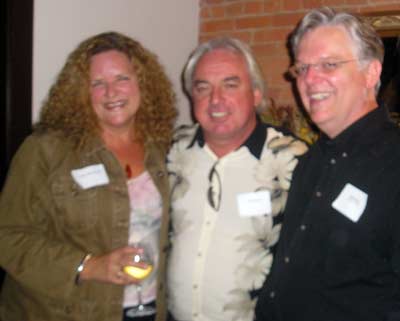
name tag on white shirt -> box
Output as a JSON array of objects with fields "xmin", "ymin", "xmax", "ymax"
[
  {"xmin": 237, "ymin": 191, "xmax": 271, "ymax": 217},
  {"xmin": 331, "ymin": 183, "xmax": 368, "ymax": 222},
  {"xmin": 71, "ymin": 164, "xmax": 110, "ymax": 189}
]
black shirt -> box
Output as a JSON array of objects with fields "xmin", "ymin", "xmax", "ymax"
[{"xmin": 255, "ymin": 107, "xmax": 400, "ymax": 321}]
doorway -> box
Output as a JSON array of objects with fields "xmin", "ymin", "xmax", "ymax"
[{"xmin": 1, "ymin": 0, "xmax": 33, "ymax": 285}]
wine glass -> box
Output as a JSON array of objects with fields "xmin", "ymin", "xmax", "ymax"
[{"xmin": 123, "ymin": 241, "xmax": 156, "ymax": 317}]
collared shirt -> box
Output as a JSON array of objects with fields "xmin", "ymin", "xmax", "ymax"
[
  {"xmin": 167, "ymin": 121, "xmax": 306, "ymax": 321},
  {"xmin": 256, "ymin": 107, "xmax": 400, "ymax": 321}
]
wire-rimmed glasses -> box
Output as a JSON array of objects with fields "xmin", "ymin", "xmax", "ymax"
[{"xmin": 288, "ymin": 59, "xmax": 359, "ymax": 78}]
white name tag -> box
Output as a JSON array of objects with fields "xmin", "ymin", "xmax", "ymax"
[
  {"xmin": 331, "ymin": 183, "xmax": 368, "ymax": 222},
  {"xmin": 71, "ymin": 164, "xmax": 110, "ymax": 189},
  {"xmin": 237, "ymin": 191, "xmax": 271, "ymax": 217}
]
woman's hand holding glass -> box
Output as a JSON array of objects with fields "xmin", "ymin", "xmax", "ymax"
[
  {"xmin": 123, "ymin": 244, "xmax": 153, "ymax": 280},
  {"xmin": 123, "ymin": 240, "xmax": 156, "ymax": 317},
  {"xmin": 78, "ymin": 246, "xmax": 146, "ymax": 285}
]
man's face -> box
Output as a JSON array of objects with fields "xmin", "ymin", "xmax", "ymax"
[
  {"xmin": 296, "ymin": 26, "xmax": 377, "ymax": 138},
  {"xmin": 191, "ymin": 49, "xmax": 261, "ymax": 148}
]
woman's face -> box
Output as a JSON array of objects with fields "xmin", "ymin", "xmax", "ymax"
[{"xmin": 89, "ymin": 50, "xmax": 141, "ymax": 133}]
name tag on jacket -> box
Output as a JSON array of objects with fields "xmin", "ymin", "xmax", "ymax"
[{"xmin": 71, "ymin": 164, "xmax": 110, "ymax": 189}]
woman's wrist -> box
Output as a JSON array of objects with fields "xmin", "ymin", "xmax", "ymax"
[{"xmin": 75, "ymin": 253, "xmax": 92, "ymax": 285}]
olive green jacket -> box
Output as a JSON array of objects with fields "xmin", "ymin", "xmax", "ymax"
[{"xmin": 0, "ymin": 131, "xmax": 170, "ymax": 321}]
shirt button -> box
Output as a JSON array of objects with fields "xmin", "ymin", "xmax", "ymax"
[
  {"xmin": 300, "ymin": 224, "xmax": 306, "ymax": 231},
  {"xmin": 342, "ymin": 152, "xmax": 348, "ymax": 158},
  {"xmin": 193, "ymin": 313, "xmax": 198, "ymax": 318},
  {"xmin": 316, "ymin": 191, "xmax": 322, "ymax": 197},
  {"xmin": 330, "ymin": 158, "xmax": 336, "ymax": 164},
  {"xmin": 284, "ymin": 256, "xmax": 290, "ymax": 263},
  {"xmin": 269, "ymin": 291, "xmax": 275, "ymax": 298},
  {"xmin": 197, "ymin": 252, "xmax": 202, "ymax": 257}
]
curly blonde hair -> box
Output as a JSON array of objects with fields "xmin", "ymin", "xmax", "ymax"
[{"xmin": 36, "ymin": 31, "xmax": 177, "ymax": 150}]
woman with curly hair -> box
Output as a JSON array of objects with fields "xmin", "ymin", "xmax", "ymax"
[{"xmin": 0, "ymin": 31, "xmax": 177, "ymax": 321}]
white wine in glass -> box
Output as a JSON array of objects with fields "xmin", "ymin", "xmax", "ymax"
[
  {"xmin": 124, "ymin": 252, "xmax": 153, "ymax": 280},
  {"xmin": 124, "ymin": 242, "xmax": 156, "ymax": 317}
]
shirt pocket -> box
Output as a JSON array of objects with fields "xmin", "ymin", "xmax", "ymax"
[{"xmin": 51, "ymin": 175, "xmax": 98, "ymax": 232}]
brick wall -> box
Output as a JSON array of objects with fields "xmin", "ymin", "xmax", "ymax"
[{"xmin": 199, "ymin": 0, "xmax": 400, "ymax": 118}]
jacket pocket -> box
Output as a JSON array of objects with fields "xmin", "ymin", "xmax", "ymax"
[{"xmin": 51, "ymin": 175, "xmax": 98, "ymax": 232}]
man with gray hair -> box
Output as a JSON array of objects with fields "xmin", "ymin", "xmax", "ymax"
[
  {"xmin": 167, "ymin": 37, "xmax": 307, "ymax": 321},
  {"xmin": 255, "ymin": 7, "xmax": 400, "ymax": 321}
]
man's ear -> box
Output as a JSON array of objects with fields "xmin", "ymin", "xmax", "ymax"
[
  {"xmin": 365, "ymin": 59, "xmax": 382, "ymax": 90},
  {"xmin": 253, "ymin": 89, "xmax": 263, "ymax": 108}
]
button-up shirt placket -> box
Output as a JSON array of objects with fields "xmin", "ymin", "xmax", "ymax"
[{"xmin": 192, "ymin": 160, "xmax": 225, "ymax": 320}]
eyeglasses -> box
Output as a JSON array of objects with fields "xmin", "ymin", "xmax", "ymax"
[
  {"xmin": 288, "ymin": 59, "xmax": 359, "ymax": 78},
  {"xmin": 207, "ymin": 162, "xmax": 221, "ymax": 211}
]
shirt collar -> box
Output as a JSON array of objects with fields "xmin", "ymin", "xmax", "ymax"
[
  {"xmin": 188, "ymin": 117, "xmax": 267, "ymax": 159},
  {"xmin": 318, "ymin": 106, "xmax": 392, "ymax": 153}
]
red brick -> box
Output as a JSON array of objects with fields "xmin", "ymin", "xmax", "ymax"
[
  {"xmin": 236, "ymin": 15, "xmax": 271, "ymax": 29},
  {"xmin": 254, "ymin": 27, "xmax": 292, "ymax": 42},
  {"xmin": 199, "ymin": 32, "xmax": 236, "ymax": 44},
  {"xmin": 367, "ymin": 0, "xmax": 400, "ymax": 3},
  {"xmin": 225, "ymin": 2, "xmax": 244, "ymax": 16},
  {"xmin": 202, "ymin": 0, "xmax": 224, "ymax": 5},
  {"xmin": 372, "ymin": 4, "xmax": 400, "ymax": 10},
  {"xmin": 229, "ymin": 31, "xmax": 253, "ymax": 43},
  {"xmin": 271, "ymin": 13, "xmax": 304, "ymax": 27},
  {"xmin": 345, "ymin": 0, "xmax": 368, "ymax": 5},
  {"xmin": 211, "ymin": 5, "xmax": 226, "ymax": 18},
  {"xmin": 201, "ymin": 19, "xmax": 235, "ymax": 33},
  {"xmin": 244, "ymin": 1, "xmax": 265, "ymax": 14},
  {"xmin": 264, "ymin": 0, "xmax": 282, "ymax": 12},
  {"xmin": 199, "ymin": 35, "xmax": 218, "ymax": 44},
  {"xmin": 282, "ymin": 0, "xmax": 303, "ymax": 11},
  {"xmin": 259, "ymin": 56, "xmax": 291, "ymax": 81},
  {"xmin": 252, "ymin": 43, "xmax": 283, "ymax": 56},
  {"xmin": 303, "ymin": 0, "xmax": 324, "ymax": 9},
  {"xmin": 324, "ymin": 0, "xmax": 347, "ymax": 6},
  {"xmin": 360, "ymin": 4, "xmax": 400, "ymax": 13},
  {"xmin": 200, "ymin": 7, "xmax": 211, "ymax": 19}
]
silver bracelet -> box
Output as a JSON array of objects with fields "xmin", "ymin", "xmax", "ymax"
[{"xmin": 75, "ymin": 253, "xmax": 92, "ymax": 285}]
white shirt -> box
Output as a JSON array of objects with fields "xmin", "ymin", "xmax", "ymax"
[{"xmin": 167, "ymin": 124, "xmax": 305, "ymax": 321}]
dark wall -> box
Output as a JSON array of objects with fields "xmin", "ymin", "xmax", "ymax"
[
  {"xmin": 379, "ymin": 37, "xmax": 400, "ymax": 113},
  {"xmin": 1, "ymin": 0, "xmax": 33, "ymax": 284},
  {"xmin": 1, "ymin": 0, "xmax": 33, "ymax": 186}
]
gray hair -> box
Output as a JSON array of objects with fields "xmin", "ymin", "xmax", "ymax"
[
  {"xmin": 183, "ymin": 37, "xmax": 267, "ymax": 111},
  {"xmin": 291, "ymin": 7, "xmax": 384, "ymax": 92}
]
